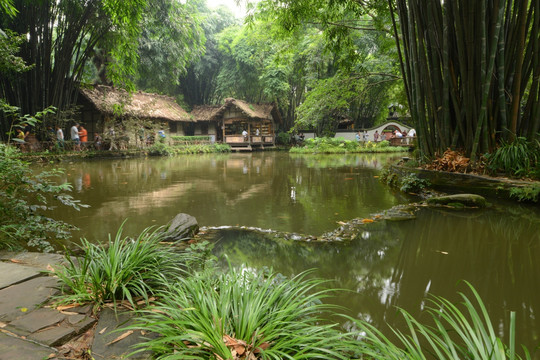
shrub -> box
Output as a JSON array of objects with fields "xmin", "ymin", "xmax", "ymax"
[
  {"xmin": 486, "ymin": 137, "xmax": 540, "ymax": 177},
  {"xmin": 147, "ymin": 142, "xmax": 173, "ymax": 156},
  {"xmin": 53, "ymin": 223, "xmax": 188, "ymax": 309},
  {"xmin": 0, "ymin": 144, "xmax": 86, "ymax": 252},
  {"xmin": 276, "ymin": 131, "xmax": 291, "ymax": 145},
  {"xmin": 399, "ymin": 173, "xmax": 430, "ymax": 193},
  {"xmin": 509, "ymin": 185, "xmax": 540, "ymax": 203},
  {"xmin": 131, "ymin": 268, "xmax": 353, "ymax": 359}
]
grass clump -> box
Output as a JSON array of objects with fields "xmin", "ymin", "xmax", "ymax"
[
  {"xmin": 290, "ymin": 137, "xmax": 408, "ymax": 154},
  {"xmin": 54, "ymin": 223, "xmax": 187, "ymax": 309},
  {"xmin": 131, "ymin": 267, "xmax": 354, "ymax": 359},
  {"xmin": 509, "ymin": 184, "xmax": 540, "ymax": 203},
  {"xmin": 354, "ymin": 282, "xmax": 532, "ymax": 360},
  {"xmin": 485, "ymin": 137, "xmax": 540, "ymax": 178}
]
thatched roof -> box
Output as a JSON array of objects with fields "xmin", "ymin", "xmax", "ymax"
[
  {"xmin": 191, "ymin": 105, "xmax": 223, "ymax": 122},
  {"xmin": 80, "ymin": 85, "xmax": 192, "ymax": 122},
  {"xmin": 191, "ymin": 98, "xmax": 282, "ymax": 123}
]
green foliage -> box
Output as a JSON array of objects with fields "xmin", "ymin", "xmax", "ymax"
[
  {"xmin": 147, "ymin": 142, "xmax": 231, "ymax": 156},
  {"xmin": 509, "ymin": 185, "xmax": 540, "ymax": 203},
  {"xmin": 0, "ymin": 144, "xmax": 86, "ymax": 252},
  {"xmin": 398, "ymin": 173, "xmax": 430, "ymax": 193},
  {"xmin": 485, "ymin": 137, "xmax": 540, "ymax": 178},
  {"xmin": 136, "ymin": 0, "xmax": 205, "ymax": 95},
  {"xmin": 276, "ymin": 131, "xmax": 291, "ymax": 145},
  {"xmin": 54, "ymin": 223, "xmax": 187, "ymax": 309},
  {"xmin": 0, "ymin": 29, "xmax": 31, "ymax": 75},
  {"xmin": 379, "ymin": 168, "xmax": 430, "ymax": 194},
  {"xmin": 171, "ymin": 135, "xmax": 212, "ymax": 142},
  {"xmin": 131, "ymin": 267, "xmax": 354, "ymax": 359},
  {"xmin": 290, "ymin": 137, "xmax": 408, "ymax": 154},
  {"xmin": 353, "ymin": 282, "xmax": 532, "ymax": 360}
]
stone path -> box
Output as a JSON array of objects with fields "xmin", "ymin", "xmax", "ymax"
[{"xmin": 0, "ymin": 252, "xmax": 150, "ymax": 360}]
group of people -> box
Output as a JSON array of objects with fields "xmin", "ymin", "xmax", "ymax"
[
  {"xmin": 55, "ymin": 123, "xmax": 89, "ymax": 151},
  {"xmin": 356, "ymin": 128, "xmax": 416, "ymax": 143}
]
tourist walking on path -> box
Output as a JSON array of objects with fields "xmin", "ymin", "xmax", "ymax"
[
  {"xmin": 56, "ymin": 125, "xmax": 64, "ymax": 150},
  {"xmin": 71, "ymin": 123, "xmax": 80, "ymax": 151},
  {"xmin": 78, "ymin": 125, "xmax": 88, "ymax": 148}
]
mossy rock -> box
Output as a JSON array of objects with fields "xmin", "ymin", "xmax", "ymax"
[{"xmin": 426, "ymin": 194, "xmax": 487, "ymax": 208}]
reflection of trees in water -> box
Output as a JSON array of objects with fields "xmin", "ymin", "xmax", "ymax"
[
  {"xmin": 385, "ymin": 207, "xmax": 540, "ymax": 351},
  {"xmin": 210, "ymin": 204, "xmax": 540, "ymax": 351}
]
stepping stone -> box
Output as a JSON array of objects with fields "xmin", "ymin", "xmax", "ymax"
[
  {"xmin": 0, "ymin": 332, "xmax": 55, "ymax": 360},
  {"xmin": 0, "ymin": 262, "xmax": 40, "ymax": 290},
  {"xmin": 28, "ymin": 315, "xmax": 96, "ymax": 347},
  {"xmin": 0, "ymin": 276, "xmax": 59, "ymax": 322},
  {"xmin": 8, "ymin": 307, "xmax": 66, "ymax": 335},
  {"xmin": 91, "ymin": 308, "xmax": 155, "ymax": 359}
]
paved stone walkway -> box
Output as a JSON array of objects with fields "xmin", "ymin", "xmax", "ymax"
[{"xmin": 0, "ymin": 252, "xmax": 150, "ymax": 360}]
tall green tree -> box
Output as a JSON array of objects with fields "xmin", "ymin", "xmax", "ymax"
[
  {"xmin": 136, "ymin": 0, "xmax": 206, "ymax": 97},
  {"xmin": 0, "ymin": 0, "xmax": 147, "ymax": 136}
]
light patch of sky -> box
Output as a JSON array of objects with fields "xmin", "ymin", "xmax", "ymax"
[{"xmin": 206, "ymin": 0, "xmax": 247, "ymax": 18}]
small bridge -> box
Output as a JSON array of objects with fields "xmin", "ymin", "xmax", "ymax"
[{"xmin": 301, "ymin": 120, "xmax": 416, "ymax": 146}]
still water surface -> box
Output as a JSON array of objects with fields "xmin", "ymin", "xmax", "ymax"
[{"xmin": 42, "ymin": 152, "xmax": 540, "ymax": 355}]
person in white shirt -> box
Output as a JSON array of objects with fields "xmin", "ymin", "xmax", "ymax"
[{"xmin": 70, "ymin": 123, "xmax": 80, "ymax": 151}]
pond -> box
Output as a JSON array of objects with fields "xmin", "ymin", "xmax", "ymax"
[{"xmin": 41, "ymin": 152, "xmax": 540, "ymax": 355}]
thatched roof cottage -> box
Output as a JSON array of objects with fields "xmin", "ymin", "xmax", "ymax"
[
  {"xmin": 78, "ymin": 85, "xmax": 193, "ymax": 141},
  {"xmin": 191, "ymin": 98, "xmax": 281, "ymax": 150}
]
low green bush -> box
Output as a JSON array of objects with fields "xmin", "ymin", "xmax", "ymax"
[
  {"xmin": 0, "ymin": 144, "xmax": 86, "ymax": 252},
  {"xmin": 54, "ymin": 223, "xmax": 188, "ymax": 309},
  {"xmin": 485, "ymin": 137, "xmax": 540, "ymax": 178},
  {"xmin": 276, "ymin": 131, "xmax": 291, "ymax": 145},
  {"xmin": 399, "ymin": 173, "xmax": 430, "ymax": 193},
  {"xmin": 131, "ymin": 268, "xmax": 354, "ymax": 359},
  {"xmin": 509, "ymin": 184, "xmax": 540, "ymax": 203},
  {"xmin": 171, "ymin": 135, "xmax": 212, "ymax": 142},
  {"xmin": 290, "ymin": 137, "xmax": 408, "ymax": 154}
]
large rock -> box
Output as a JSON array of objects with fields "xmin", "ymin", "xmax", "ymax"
[
  {"xmin": 427, "ymin": 194, "xmax": 487, "ymax": 208},
  {"xmin": 162, "ymin": 213, "xmax": 199, "ymax": 242}
]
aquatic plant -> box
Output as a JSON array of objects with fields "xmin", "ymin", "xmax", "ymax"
[
  {"xmin": 53, "ymin": 223, "xmax": 188, "ymax": 309},
  {"xmin": 130, "ymin": 268, "xmax": 353, "ymax": 359}
]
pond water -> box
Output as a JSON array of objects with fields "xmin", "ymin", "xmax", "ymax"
[{"xmin": 41, "ymin": 152, "xmax": 540, "ymax": 355}]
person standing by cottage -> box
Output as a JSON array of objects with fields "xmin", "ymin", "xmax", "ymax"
[
  {"xmin": 355, "ymin": 131, "xmax": 361, "ymax": 142},
  {"xmin": 78, "ymin": 125, "xmax": 88, "ymax": 149},
  {"xmin": 242, "ymin": 129, "xmax": 248, "ymax": 142},
  {"xmin": 71, "ymin": 123, "xmax": 80, "ymax": 151},
  {"xmin": 374, "ymin": 130, "xmax": 380, "ymax": 142},
  {"xmin": 56, "ymin": 125, "xmax": 64, "ymax": 150}
]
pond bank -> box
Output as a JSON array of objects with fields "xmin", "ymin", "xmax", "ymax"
[
  {"xmin": 390, "ymin": 164, "xmax": 540, "ymax": 202},
  {"xmin": 0, "ymin": 252, "xmax": 147, "ymax": 360}
]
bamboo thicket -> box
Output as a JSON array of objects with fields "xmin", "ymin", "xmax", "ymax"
[{"xmin": 389, "ymin": 0, "xmax": 540, "ymax": 161}]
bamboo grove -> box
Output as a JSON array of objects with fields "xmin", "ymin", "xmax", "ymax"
[{"xmin": 389, "ymin": 0, "xmax": 540, "ymax": 161}]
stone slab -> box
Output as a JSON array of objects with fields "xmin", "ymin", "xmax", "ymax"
[
  {"xmin": 0, "ymin": 252, "xmax": 66, "ymax": 270},
  {"xmin": 0, "ymin": 332, "xmax": 55, "ymax": 360},
  {"xmin": 8, "ymin": 308, "xmax": 66, "ymax": 335},
  {"xmin": 91, "ymin": 308, "xmax": 154, "ymax": 359},
  {"xmin": 29, "ymin": 316, "xmax": 96, "ymax": 347},
  {"xmin": 0, "ymin": 276, "xmax": 59, "ymax": 322},
  {"xmin": 0, "ymin": 262, "xmax": 40, "ymax": 290}
]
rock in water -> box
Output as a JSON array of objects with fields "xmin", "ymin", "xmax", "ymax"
[
  {"xmin": 163, "ymin": 213, "xmax": 199, "ymax": 242},
  {"xmin": 426, "ymin": 194, "xmax": 487, "ymax": 208}
]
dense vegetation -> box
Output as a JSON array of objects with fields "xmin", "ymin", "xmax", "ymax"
[
  {"xmin": 53, "ymin": 228, "xmax": 534, "ymax": 359},
  {"xmin": 290, "ymin": 138, "xmax": 409, "ymax": 154}
]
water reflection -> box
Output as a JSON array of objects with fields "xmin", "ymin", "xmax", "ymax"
[
  {"xmin": 43, "ymin": 152, "xmax": 405, "ymax": 243},
  {"xmin": 211, "ymin": 203, "xmax": 540, "ymax": 356}
]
